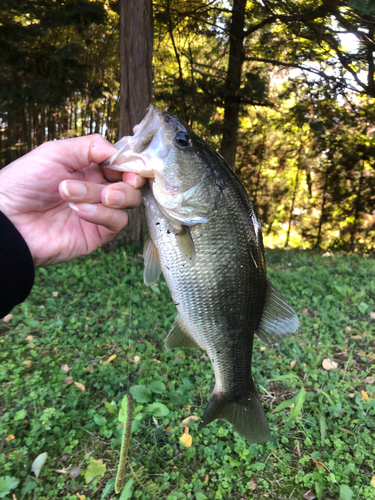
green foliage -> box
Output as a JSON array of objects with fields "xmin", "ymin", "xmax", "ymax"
[
  {"xmin": 1, "ymin": 247, "xmax": 375, "ymax": 498},
  {"xmin": 0, "ymin": 476, "xmax": 19, "ymax": 498}
]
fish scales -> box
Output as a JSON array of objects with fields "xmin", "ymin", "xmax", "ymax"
[{"xmin": 101, "ymin": 105, "xmax": 299, "ymax": 442}]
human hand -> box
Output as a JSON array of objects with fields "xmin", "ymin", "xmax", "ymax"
[{"xmin": 0, "ymin": 134, "xmax": 146, "ymax": 267}]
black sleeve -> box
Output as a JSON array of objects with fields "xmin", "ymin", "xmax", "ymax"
[{"xmin": 0, "ymin": 211, "xmax": 35, "ymax": 318}]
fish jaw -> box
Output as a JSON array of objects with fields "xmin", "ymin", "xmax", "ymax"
[{"xmin": 100, "ymin": 105, "xmax": 169, "ymax": 178}]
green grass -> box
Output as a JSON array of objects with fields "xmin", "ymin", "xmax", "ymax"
[{"xmin": 1, "ymin": 247, "xmax": 375, "ymax": 499}]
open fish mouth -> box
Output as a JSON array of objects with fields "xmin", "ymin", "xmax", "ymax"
[{"xmin": 100, "ymin": 105, "xmax": 171, "ymax": 177}]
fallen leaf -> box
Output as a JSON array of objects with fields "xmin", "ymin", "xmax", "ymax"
[
  {"xmin": 249, "ymin": 479, "xmax": 258, "ymax": 491},
  {"xmin": 56, "ymin": 469, "xmax": 68, "ymax": 474},
  {"xmin": 322, "ymin": 358, "xmax": 338, "ymax": 370},
  {"xmin": 25, "ymin": 335, "xmax": 34, "ymax": 341},
  {"xmin": 39, "ymin": 305, "xmax": 45, "ymax": 310},
  {"xmin": 86, "ymin": 365, "xmax": 94, "ymax": 373},
  {"xmin": 133, "ymin": 355, "xmax": 140, "ymax": 364},
  {"xmin": 84, "ymin": 459, "xmax": 106, "ymax": 486},
  {"xmin": 370, "ymin": 312, "xmax": 375, "ymax": 320},
  {"xmin": 179, "ymin": 432, "xmax": 193, "ymax": 448},
  {"xmin": 358, "ymin": 351, "xmax": 375, "ymax": 360},
  {"xmin": 76, "ymin": 494, "xmax": 86, "ymax": 500},
  {"xmin": 180, "ymin": 415, "xmax": 200, "ymax": 426},
  {"xmin": 290, "ymin": 360, "xmax": 296, "ymax": 368},
  {"xmin": 346, "ymin": 326, "xmax": 352, "ymax": 331},
  {"xmin": 3, "ymin": 314, "xmax": 13, "ymax": 322},
  {"xmin": 361, "ymin": 390, "xmax": 370, "ymax": 401},
  {"xmin": 74, "ymin": 382, "xmax": 86, "ymax": 392},
  {"xmin": 31, "ymin": 452, "xmax": 48, "ymax": 479},
  {"xmin": 23, "ymin": 360, "xmax": 32, "ymax": 368},
  {"xmin": 70, "ymin": 467, "xmax": 81, "ymax": 479},
  {"xmin": 61, "ymin": 364, "xmax": 71, "ymax": 373},
  {"xmin": 301, "ymin": 308, "xmax": 308, "ymax": 313},
  {"xmin": 293, "ymin": 442, "xmax": 301, "ymax": 457},
  {"xmin": 166, "ymin": 426, "xmax": 172, "ymax": 432},
  {"xmin": 311, "ymin": 457, "xmax": 325, "ymax": 468},
  {"xmin": 349, "ymin": 393, "xmax": 355, "ymax": 398},
  {"xmin": 204, "ymin": 474, "xmax": 209, "ymax": 483},
  {"xmin": 303, "ymin": 489, "xmax": 317, "ymax": 500},
  {"xmin": 106, "ymin": 354, "xmax": 116, "ymax": 363},
  {"xmin": 153, "ymin": 358, "xmax": 161, "ymax": 363},
  {"xmin": 314, "ymin": 324, "xmax": 318, "ymax": 329},
  {"xmin": 364, "ymin": 376, "xmax": 375, "ymax": 383},
  {"xmin": 64, "ymin": 376, "xmax": 74, "ymax": 385},
  {"xmin": 371, "ymin": 476, "xmax": 375, "ymax": 488},
  {"xmin": 5, "ymin": 435, "xmax": 15, "ymax": 442},
  {"xmin": 52, "ymin": 291, "xmax": 58, "ymax": 297},
  {"xmin": 84, "ymin": 324, "xmax": 89, "ymax": 331},
  {"xmin": 260, "ymin": 346, "xmax": 266, "ymax": 352}
]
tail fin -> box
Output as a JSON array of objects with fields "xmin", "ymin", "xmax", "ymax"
[{"xmin": 199, "ymin": 383, "xmax": 270, "ymax": 443}]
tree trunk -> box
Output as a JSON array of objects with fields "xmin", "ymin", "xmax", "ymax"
[
  {"xmin": 285, "ymin": 159, "xmax": 300, "ymax": 248},
  {"xmin": 118, "ymin": 0, "xmax": 153, "ymax": 243},
  {"xmin": 220, "ymin": 0, "xmax": 246, "ymax": 168}
]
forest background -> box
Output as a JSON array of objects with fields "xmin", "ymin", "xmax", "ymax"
[{"xmin": 1, "ymin": 0, "xmax": 375, "ymax": 252}]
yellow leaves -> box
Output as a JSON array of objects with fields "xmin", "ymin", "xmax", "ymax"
[
  {"xmin": 180, "ymin": 415, "xmax": 200, "ymax": 427},
  {"xmin": 106, "ymin": 354, "xmax": 117, "ymax": 363},
  {"xmin": 371, "ymin": 476, "xmax": 375, "ymax": 488},
  {"xmin": 52, "ymin": 291, "xmax": 58, "ymax": 297},
  {"xmin": 361, "ymin": 390, "xmax": 369, "ymax": 402},
  {"xmin": 5, "ymin": 435, "xmax": 15, "ymax": 442},
  {"xmin": 3, "ymin": 314, "xmax": 13, "ymax": 322},
  {"xmin": 153, "ymin": 358, "xmax": 161, "ymax": 364},
  {"xmin": 369, "ymin": 312, "xmax": 375, "ymax": 320},
  {"xmin": 179, "ymin": 430, "xmax": 193, "ymax": 448},
  {"xmin": 76, "ymin": 494, "xmax": 86, "ymax": 500},
  {"xmin": 23, "ymin": 360, "xmax": 32, "ymax": 368},
  {"xmin": 74, "ymin": 382, "xmax": 86, "ymax": 392},
  {"xmin": 311, "ymin": 457, "xmax": 326, "ymax": 468},
  {"xmin": 358, "ymin": 351, "xmax": 375, "ymax": 360},
  {"xmin": 25, "ymin": 335, "xmax": 34, "ymax": 341},
  {"xmin": 290, "ymin": 360, "xmax": 296, "ymax": 368},
  {"xmin": 166, "ymin": 426, "xmax": 172, "ymax": 432},
  {"xmin": 85, "ymin": 459, "xmax": 106, "ymax": 486},
  {"xmin": 322, "ymin": 358, "xmax": 338, "ymax": 370}
]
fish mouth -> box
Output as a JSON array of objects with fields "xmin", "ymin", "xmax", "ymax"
[{"xmin": 100, "ymin": 105, "xmax": 171, "ymax": 177}]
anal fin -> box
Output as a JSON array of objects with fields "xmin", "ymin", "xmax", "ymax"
[
  {"xmin": 256, "ymin": 278, "xmax": 300, "ymax": 346},
  {"xmin": 143, "ymin": 238, "xmax": 162, "ymax": 286},
  {"xmin": 165, "ymin": 315, "xmax": 201, "ymax": 349}
]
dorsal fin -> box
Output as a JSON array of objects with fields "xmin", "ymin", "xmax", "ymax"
[
  {"xmin": 165, "ymin": 315, "xmax": 201, "ymax": 349},
  {"xmin": 143, "ymin": 238, "xmax": 162, "ymax": 286},
  {"xmin": 256, "ymin": 278, "xmax": 300, "ymax": 346}
]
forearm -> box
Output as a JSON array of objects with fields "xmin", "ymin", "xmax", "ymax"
[{"xmin": 0, "ymin": 211, "xmax": 35, "ymax": 318}]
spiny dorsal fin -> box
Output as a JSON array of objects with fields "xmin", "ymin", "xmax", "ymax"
[
  {"xmin": 143, "ymin": 238, "xmax": 162, "ymax": 286},
  {"xmin": 175, "ymin": 226, "xmax": 196, "ymax": 265},
  {"xmin": 256, "ymin": 278, "xmax": 300, "ymax": 346},
  {"xmin": 165, "ymin": 315, "xmax": 201, "ymax": 349}
]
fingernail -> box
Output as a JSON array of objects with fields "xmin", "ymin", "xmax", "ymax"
[
  {"xmin": 62, "ymin": 181, "xmax": 87, "ymax": 198},
  {"xmin": 105, "ymin": 190, "xmax": 125, "ymax": 208},
  {"xmin": 69, "ymin": 202, "xmax": 97, "ymax": 213}
]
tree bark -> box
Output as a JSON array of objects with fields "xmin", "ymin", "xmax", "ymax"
[
  {"xmin": 220, "ymin": 0, "xmax": 246, "ymax": 168},
  {"xmin": 119, "ymin": 0, "xmax": 153, "ymax": 243}
]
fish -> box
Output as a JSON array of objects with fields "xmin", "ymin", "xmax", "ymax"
[{"xmin": 101, "ymin": 105, "xmax": 299, "ymax": 442}]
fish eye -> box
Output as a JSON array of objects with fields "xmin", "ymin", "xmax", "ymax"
[{"xmin": 175, "ymin": 131, "xmax": 191, "ymax": 149}]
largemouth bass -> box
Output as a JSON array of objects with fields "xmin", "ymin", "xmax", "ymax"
[{"xmin": 102, "ymin": 105, "xmax": 299, "ymax": 442}]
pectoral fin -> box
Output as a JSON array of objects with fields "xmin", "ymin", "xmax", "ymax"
[
  {"xmin": 165, "ymin": 315, "xmax": 201, "ymax": 349},
  {"xmin": 175, "ymin": 226, "xmax": 196, "ymax": 265},
  {"xmin": 256, "ymin": 278, "xmax": 300, "ymax": 345},
  {"xmin": 143, "ymin": 238, "xmax": 162, "ymax": 286}
]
